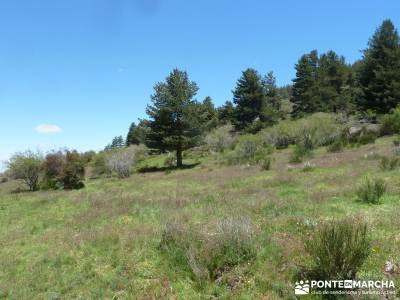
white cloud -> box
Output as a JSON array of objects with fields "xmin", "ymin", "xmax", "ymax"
[{"xmin": 34, "ymin": 124, "xmax": 62, "ymax": 134}]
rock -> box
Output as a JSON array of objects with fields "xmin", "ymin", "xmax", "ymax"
[
  {"xmin": 349, "ymin": 126, "xmax": 362, "ymax": 136},
  {"xmin": 385, "ymin": 260, "xmax": 398, "ymax": 273}
]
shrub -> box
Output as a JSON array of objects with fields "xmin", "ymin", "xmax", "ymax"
[
  {"xmin": 106, "ymin": 150, "xmax": 133, "ymax": 178},
  {"xmin": 62, "ymin": 151, "xmax": 85, "ymax": 189},
  {"xmin": 227, "ymin": 134, "xmax": 272, "ymax": 165},
  {"xmin": 380, "ymin": 156, "xmax": 400, "ymax": 171},
  {"xmin": 305, "ymin": 218, "xmax": 370, "ymax": 281},
  {"xmin": 42, "ymin": 151, "xmax": 65, "ymax": 189},
  {"xmin": 203, "ymin": 217, "xmax": 255, "ymax": 278},
  {"xmin": 345, "ymin": 125, "xmax": 378, "ymax": 146},
  {"xmin": 81, "ymin": 150, "xmax": 96, "ymax": 164},
  {"xmin": 357, "ymin": 176, "xmax": 386, "ymax": 204},
  {"xmin": 7, "ymin": 150, "xmax": 43, "ymax": 191},
  {"xmin": 290, "ymin": 143, "xmax": 312, "ymax": 163},
  {"xmin": 302, "ymin": 161, "xmax": 316, "ymax": 172},
  {"xmin": 163, "ymin": 152, "xmax": 176, "ymax": 168},
  {"xmin": 357, "ymin": 128, "xmax": 377, "ymax": 145},
  {"xmin": 260, "ymin": 120, "xmax": 296, "ymax": 149},
  {"xmin": 393, "ymin": 136, "xmax": 400, "ymax": 147},
  {"xmin": 90, "ymin": 152, "xmax": 110, "ymax": 178},
  {"xmin": 106, "ymin": 145, "xmax": 148, "ymax": 178},
  {"xmin": 260, "ymin": 157, "xmax": 272, "ymax": 171},
  {"xmin": 42, "ymin": 150, "xmax": 85, "ymax": 190},
  {"xmin": 379, "ymin": 106, "xmax": 400, "ymax": 135},
  {"xmin": 326, "ymin": 138, "xmax": 345, "ymax": 152},
  {"xmin": 0, "ymin": 177, "xmax": 8, "ymax": 183},
  {"xmin": 160, "ymin": 216, "xmax": 255, "ymax": 281},
  {"xmin": 260, "ymin": 113, "xmax": 342, "ymax": 149},
  {"xmin": 205, "ymin": 123, "xmax": 237, "ymax": 153}
]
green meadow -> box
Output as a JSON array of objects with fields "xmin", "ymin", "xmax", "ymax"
[{"xmin": 1, "ymin": 136, "xmax": 400, "ymax": 299}]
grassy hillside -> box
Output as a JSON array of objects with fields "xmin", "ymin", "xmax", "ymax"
[{"xmin": 1, "ymin": 136, "xmax": 400, "ymax": 299}]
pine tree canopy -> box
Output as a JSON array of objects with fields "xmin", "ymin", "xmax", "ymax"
[
  {"xmin": 146, "ymin": 68, "xmax": 203, "ymax": 167},
  {"xmin": 357, "ymin": 19, "xmax": 400, "ymax": 114}
]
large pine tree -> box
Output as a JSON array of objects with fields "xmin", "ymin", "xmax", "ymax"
[
  {"xmin": 291, "ymin": 50, "xmax": 319, "ymax": 118},
  {"xmin": 232, "ymin": 68, "xmax": 265, "ymax": 130},
  {"xmin": 357, "ymin": 19, "xmax": 400, "ymax": 113},
  {"xmin": 291, "ymin": 50, "xmax": 354, "ymax": 117},
  {"xmin": 318, "ymin": 50, "xmax": 354, "ymax": 113},
  {"xmin": 146, "ymin": 69, "xmax": 203, "ymax": 167}
]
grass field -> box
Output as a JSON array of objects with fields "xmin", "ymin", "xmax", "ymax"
[{"xmin": 1, "ymin": 136, "xmax": 400, "ymax": 299}]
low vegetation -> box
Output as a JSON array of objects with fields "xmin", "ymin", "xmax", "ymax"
[
  {"xmin": 357, "ymin": 176, "xmax": 387, "ymax": 204},
  {"xmin": 2, "ymin": 135, "xmax": 400, "ymax": 298},
  {"xmin": 304, "ymin": 218, "xmax": 370, "ymax": 281}
]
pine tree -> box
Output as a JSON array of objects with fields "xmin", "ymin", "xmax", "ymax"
[
  {"xmin": 291, "ymin": 50, "xmax": 319, "ymax": 118},
  {"xmin": 357, "ymin": 19, "xmax": 400, "ymax": 113},
  {"xmin": 105, "ymin": 135, "xmax": 125, "ymax": 150},
  {"xmin": 261, "ymin": 71, "xmax": 281, "ymax": 125},
  {"xmin": 126, "ymin": 122, "xmax": 140, "ymax": 145},
  {"xmin": 217, "ymin": 101, "xmax": 235, "ymax": 125},
  {"xmin": 291, "ymin": 50, "xmax": 355, "ymax": 116},
  {"xmin": 126, "ymin": 120, "xmax": 151, "ymax": 146},
  {"xmin": 199, "ymin": 96, "xmax": 218, "ymax": 131},
  {"xmin": 146, "ymin": 69, "xmax": 203, "ymax": 167},
  {"xmin": 232, "ymin": 68, "xmax": 265, "ymax": 130},
  {"xmin": 318, "ymin": 50, "xmax": 354, "ymax": 113}
]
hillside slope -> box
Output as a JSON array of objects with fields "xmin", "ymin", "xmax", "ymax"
[{"xmin": 1, "ymin": 137, "xmax": 400, "ymax": 299}]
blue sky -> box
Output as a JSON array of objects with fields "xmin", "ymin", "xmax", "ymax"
[{"xmin": 1, "ymin": 0, "xmax": 399, "ymax": 168}]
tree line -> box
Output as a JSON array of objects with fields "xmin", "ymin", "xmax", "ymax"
[{"xmin": 109, "ymin": 20, "xmax": 399, "ymax": 166}]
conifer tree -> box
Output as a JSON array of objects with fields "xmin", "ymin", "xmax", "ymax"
[
  {"xmin": 232, "ymin": 68, "xmax": 266, "ymax": 130},
  {"xmin": 146, "ymin": 69, "xmax": 203, "ymax": 167},
  {"xmin": 357, "ymin": 19, "xmax": 400, "ymax": 113}
]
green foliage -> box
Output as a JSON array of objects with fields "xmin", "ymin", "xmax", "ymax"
[
  {"xmin": 291, "ymin": 50, "xmax": 354, "ymax": 117},
  {"xmin": 43, "ymin": 150, "xmax": 85, "ymax": 190},
  {"xmin": 81, "ymin": 151, "xmax": 96, "ymax": 164},
  {"xmin": 261, "ymin": 113, "xmax": 342, "ymax": 149},
  {"xmin": 232, "ymin": 68, "xmax": 266, "ymax": 131},
  {"xmin": 305, "ymin": 218, "xmax": 370, "ymax": 281},
  {"xmin": 327, "ymin": 138, "xmax": 345, "ymax": 152},
  {"xmin": 105, "ymin": 135, "xmax": 125, "ymax": 151},
  {"xmin": 41, "ymin": 151, "xmax": 65, "ymax": 189},
  {"xmin": 163, "ymin": 152, "xmax": 176, "ymax": 168},
  {"xmin": 7, "ymin": 150, "xmax": 43, "ymax": 191},
  {"xmin": 357, "ymin": 176, "xmax": 386, "ymax": 204},
  {"xmin": 260, "ymin": 157, "xmax": 272, "ymax": 171},
  {"xmin": 216, "ymin": 101, "xmax": 235, "ymax": 126},
  {"xmin": 90, "ymin": 152, "xmax": 110, "ymax": 178},
  {"xmin": 199, "ymin": 96, "xmax": 218, "ymax": 132},
  {"xmin": 379, "ymin": 106, "xmax": 400, "ymax": 135},
  {"xmin": 302, "ymin": 162, "xmax": 316, "ymax": 172},
  {"xmin": 393, "ymin": 136, "xmax": 400, "ymax": 147},
  {"xmin": 289, "ymin": 143, "xmax": 312, "ymax": 163},
  {"xmin": 357, "ymin": 20, "xmax": 400, "ymax": 114},
  {"xmin": 226, "ymin": 134, "xmax": 272, "ymax": 165},
  {"xmin": 356, "ymin": 128, "xmax": 378, "ymax": 145},
  {"xmin": 204, "ymin": 123, "xmax": 237, "ymax": 153},
  {"xmin": 380, "ymin": 156, "xmax": 400, "ymax": 170},
  {"xmin": 160, "ymin": 217, "xmax": 255, "ymax": 281},
  {"xmin": 126, "ymin": 120, "xmax": 151, "ymax": 146},
  {"xmin": 62, "ymin": 151, "xmax": 85, "ymax": 189},
  {"xmin": 232, "ymin": 69, "xmax": 281, "ymax": 132},
  {"xmin": 146, "ymin": 69, "xmax": 203, "ymax": 167}
]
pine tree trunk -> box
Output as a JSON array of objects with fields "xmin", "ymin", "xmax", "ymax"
[{"xmin": 176, "ymin": 147, "xmax": 183, "ymax": 168}]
